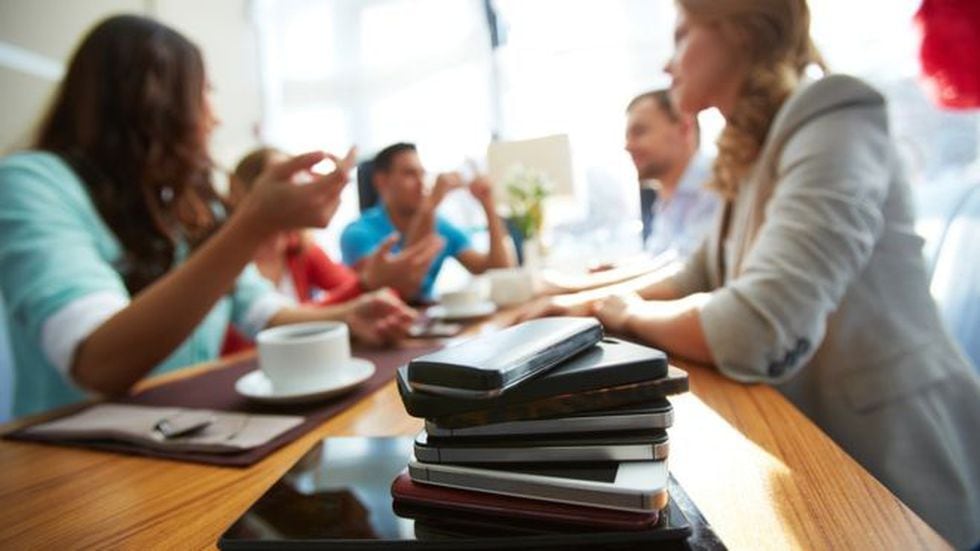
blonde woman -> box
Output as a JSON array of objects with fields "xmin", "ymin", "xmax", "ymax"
[{"xmin": 530, "ymin": 0, "xmax": 980, "ymax": 545}]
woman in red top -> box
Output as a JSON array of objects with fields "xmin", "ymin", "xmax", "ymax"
[
  {"xmin": 222, "ymin": 147, "xmax": 366, "ymax": 353},
  {"xmin": 231, "ymin": 147, "xmax": 364, "ymax": 306}
]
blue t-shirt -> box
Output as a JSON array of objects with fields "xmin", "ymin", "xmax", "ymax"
[{"xmin": 340, "ymin": 206, "xmax": 472, "ymax": 301}]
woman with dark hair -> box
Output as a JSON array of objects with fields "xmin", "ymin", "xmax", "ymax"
[{"xmin": 0, "ymin": 15, "xmax": 415, "ymax": 418}]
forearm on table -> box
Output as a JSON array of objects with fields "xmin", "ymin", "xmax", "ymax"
[
  {"xmin": 72, "ymin": 212, "xmax": 268, "ymax": 396},
  {"xmin": 627, "ymin": 293, "xmax": 714, "ymax": 364},
  {"xmin": 267, "ymin": 302, "xmax": 352, "ymax": 326},
  {"xmin": 566, "ymin": 265, "xmax": 684, "ymax": 305}
]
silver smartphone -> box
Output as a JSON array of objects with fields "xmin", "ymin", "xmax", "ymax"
[
  {"xmin": 407, "ymin": 458, "xmax": 669, "ymax": 513},
  {"xmin": 413, "ymin": 428, "xmax": 669, "ymax": 464},
  {"xmin": 424, "ymin": 399, "xmax": 674, "ymax": 438}
]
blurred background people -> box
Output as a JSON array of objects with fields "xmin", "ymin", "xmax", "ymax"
[
  {"xmin": 626, "ymin": 89, "xmax": 718, "ymax": 258},
  {"xmin": 0, "ymin": 15, "xmax": 415, "ymax": 417},
  {"xmin": 341, "ymin": 143, "xmax": 515, "ymax": 302}
]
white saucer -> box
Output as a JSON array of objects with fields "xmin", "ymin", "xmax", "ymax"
[
  {"xmin": 234, "ymin": 359, "xmax": 376, "ymax": 405},
  {"xmin": 427, "ymin": 301, "xmax": 497, "ymax": 320}
]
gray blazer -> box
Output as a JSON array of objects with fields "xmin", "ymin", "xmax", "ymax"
[{"xmin": 670, "ymin": 75, "xmax": 980, "ymax": 548}]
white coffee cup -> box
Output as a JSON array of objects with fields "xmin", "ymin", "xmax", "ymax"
[
  {"xmin": 439, "ymin": 288, "xmax": 482, "ymax": 314},
  {"xmin": 487, "ymin": 268, "xmax": 536, "ymax": 307},
  {"xmin": 256, "ymin": 321, "xmax": 352, "ymax": 394}
]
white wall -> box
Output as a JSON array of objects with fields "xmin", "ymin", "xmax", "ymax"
[
  {"xmin": 0, "ymin": 0, "xmax": 262, "ymax": 421},
  {"xmin": 0, "ymin": 0, "xmax": 262, "ymax": 167}
]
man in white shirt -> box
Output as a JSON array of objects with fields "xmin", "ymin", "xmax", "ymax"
[
  {"xmin": 625, "ymin": 89, "xmax": 718, "ymax": 260},
  {"xmin": 536, "ymin": 90, "xmax": 719, "ymax": 297}
]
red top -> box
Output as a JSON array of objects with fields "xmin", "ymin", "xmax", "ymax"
[{"xmin": 220, "ymin": 238, "xmax": 363, "ymax": 355}]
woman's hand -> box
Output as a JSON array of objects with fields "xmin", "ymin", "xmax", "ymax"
[
  {"xmin": 235, "ymin": 148, "xmax": 357, "ymax": 238},
  {"xmin": 344, "ymin": 288, "xmax": 418, "ymax": 346},
  {"xmin": 593, "ymin": 292, "xmax": 644, "ymax": 334}
]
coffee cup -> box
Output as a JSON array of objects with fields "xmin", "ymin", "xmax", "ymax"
[
  {"xmin": 439, "ymin": 288, "xmax": 483, "ymax": 314},
  {"xmin": 487, "ymin": 268, "xmax": 536, "ymax": 307},
  {"xmin": 256, "ymin": 321, "xmax": 351, "ymax": 394}
]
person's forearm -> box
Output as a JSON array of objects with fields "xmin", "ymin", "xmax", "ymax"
[
  {"xmin": 72, "ymin": 212, "xmax": 268, "ymax": 396},
  {"xmin": 634, "ymin": 262, "xmax": 686, "ymax": 301},
  {"xmin": 626, "ymin": 294, "xmax": 714, "ymax": 364},
  {"xmin": 557, "ymin": 264, "xmax": 683, "ymax": 306},
  {"xmin": 267, "ymin": 302, "xmax": 352, "ymax": 326},
  {"xmin": 484, "ymin": 205, "xmax": 515, "ymax": 270}
]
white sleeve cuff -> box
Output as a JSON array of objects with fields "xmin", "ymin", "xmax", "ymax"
[
  {"xmin": 41, "ymin": 291, "xmax": 130, "ymax": 382},
  {"xmin": 240, "ymin": 292, "xmax": 293, "ymax": 338}
]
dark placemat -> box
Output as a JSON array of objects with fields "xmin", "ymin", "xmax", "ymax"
[{"xmin": 6, "ymin": 344, "xmax": 440, "ymax": 467}]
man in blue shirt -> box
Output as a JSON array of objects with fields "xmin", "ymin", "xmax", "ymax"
[{"xmin": 341, "ymin": 143, "xmax": 514, "ymax": 302}]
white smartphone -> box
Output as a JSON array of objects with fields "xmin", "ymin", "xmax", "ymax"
[{"xmin": 407, "ymin": 457, "xmax": 669, "ymax": 513}]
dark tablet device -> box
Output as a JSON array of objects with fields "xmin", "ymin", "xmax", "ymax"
[
  {"xmin": 406, "ymin": 317, "xmax": 603, "ymax": 398},
  {"xmin": 218, "ymin": 436, "xmax": 723, "ymax": 550},
  {"xmin": 398, "ymin": 337, "xmax": 668, "ymax": 418},
  {"xmin": 425, "ymin": 399, "xmax": 674, "ymax": 438},
  {"xmin": 414, "ymin": 428, "xmax": 669, "ymax": 464},
  {"xmin": 429, "ymin": 365, "xmax": 689, "ymax": 429}
]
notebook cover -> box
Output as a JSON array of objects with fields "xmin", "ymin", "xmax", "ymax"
[{"xmin": 5, "ymin": 345, "xmax": 439, "ymax": 466}]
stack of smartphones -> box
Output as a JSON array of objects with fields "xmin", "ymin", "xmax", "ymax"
[{"xmin": 393, "ymin": 317, "xmax": 691, "ymax": 531}]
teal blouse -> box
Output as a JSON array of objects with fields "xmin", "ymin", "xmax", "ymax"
[{"xmin": 0, "ymin": 151, "xmax": 278, "ymax": 418}]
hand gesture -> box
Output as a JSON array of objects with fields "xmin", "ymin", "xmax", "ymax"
[
  {"xmin": 430, "ymin": 172, "xmax": 465, "ymax": 206},
  {"xmin": 345, "ymin": 288, "xmax": 417, "ymax": 346},
  {"xmin": 237, "ymin": 147, "xmax": 357, "ymax": 236},
  {"xmin": 468, "ymin": 174, "xmax": 495, "ymax": 208},
  {"xmin": 359, "ymin": 233, "xmax": 445, "ymax": 298}
]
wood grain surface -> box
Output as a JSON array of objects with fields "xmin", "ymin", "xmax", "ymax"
[{"xmin": 0, "ymin": 311, "xmax": 950, "ymax": 550}]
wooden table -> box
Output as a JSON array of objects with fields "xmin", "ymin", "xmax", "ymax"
[{"xmin": 0, "ymin": 313, "xmax": 950, "ymax": 550}]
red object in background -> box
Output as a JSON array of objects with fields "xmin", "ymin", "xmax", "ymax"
[
  {"xmin": 220, "ymin": 236, "xmax": 364, "ymax": 356},
  {"xmin": 916, "ymin": 0, "xmax": 980, "ymax": 109}
]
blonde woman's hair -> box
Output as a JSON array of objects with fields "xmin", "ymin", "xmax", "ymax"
[{"xmin": 677, "ymin": 0, "xmax": 825, "ymax": 199}]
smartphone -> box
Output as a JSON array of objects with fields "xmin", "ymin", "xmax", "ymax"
[
  {"xmin": 406, "ymin": 317, "xmax": 603, "ymax": 398},
  {"xmin": 431, "ymin": 365, "xmax": 690, "ymax": 429},
  {"xmin": 391, "ymin": 472, "xmax": 662, "ymax": 531},
  {"xmin": 399, "ymin": 337, "xmax": 668, "ymax": 418},
  {"xmin": 407, "ymin": 458, "xmax": 669, "ymax": 513},
  {"xmin": 424, "ymin": 399, "xmax": 673, "ymax": 438},
  {"xmin": 413, "ymin": 428, "xmax": 669, "ymax": 464}
]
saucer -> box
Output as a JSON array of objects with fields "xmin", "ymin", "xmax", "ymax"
[
  {"xmin": 427, "ymin": 301, "xmax": 497, "ymax": 320},
  {"xmin": 234, "ymin": 359, "xmax": 376, "ymax": 405}
]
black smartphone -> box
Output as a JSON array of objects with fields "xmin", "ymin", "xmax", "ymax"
[
  {"xmin": 399, "ymin": 337, "xmax": 668, "ymax": 418},
  {"xmin": 406, "ymin": 317, "xmax": 603, "ymax": 398},
  {"xmin": 430, "ymin": 366, "xmax": 689, "ymax": 429}
]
